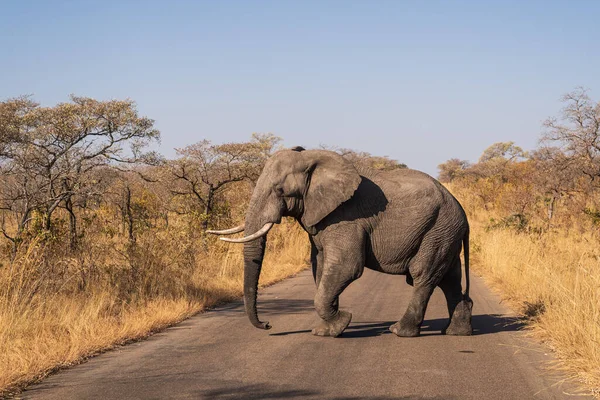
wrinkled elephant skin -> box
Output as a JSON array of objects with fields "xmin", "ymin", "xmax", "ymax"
[{"xmin": 213, "ymin": 148, "xmax": 472, "ymax": 338}]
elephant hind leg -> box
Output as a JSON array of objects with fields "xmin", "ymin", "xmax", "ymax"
[
  {"xmin": 439, "ymin": 257, "xmax": 473, "ymax": 336},
  {"xmin": 390, "ymin": 283, "xmax": 435, "ymax": 337}
]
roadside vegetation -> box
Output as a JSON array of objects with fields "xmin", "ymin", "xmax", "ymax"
[
  {"xmin": 0, "ymin": 96, "xmax": 404, "ymax": 396},
  {"xmin": 440, "ymin": 88, "xmax": 600, "ymax": 395},
  {"xmin": 1, "ymin": 89, "xmax": 597, "ymax": 396}
]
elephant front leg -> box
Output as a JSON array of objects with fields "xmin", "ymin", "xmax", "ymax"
[
  {"xmin": 312, "ymin": 309, "xmax": 352, "ymax": 339},
  {"xmin": 312, "ymin": 262, "xmax": 356, "ymax": 337},
  {"xmin": 312, "ymin": 285, "xmax": 353, "ymax": 338},
  {"xmin": 390, "ymin": 284, "xmax": 435, "ymax": 337},
  {"xmin": 311, "ymin": 230, "xmax": 364, "ymax": 338},
  {"xmin": 312, "ymin": 270, "xmax": 354, "ymax": 337}
]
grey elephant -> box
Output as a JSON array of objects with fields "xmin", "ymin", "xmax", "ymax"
[{"xmin": 208, "ymin": 147, "xmax": 473, "ymax": 338}]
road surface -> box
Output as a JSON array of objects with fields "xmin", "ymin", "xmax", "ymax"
[{"xmin": 23, "ymin": 269, "xmax": 586, "ymax": 399}]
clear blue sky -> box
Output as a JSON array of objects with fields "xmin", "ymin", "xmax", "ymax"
[{"xmin": 2, "ymin": 1, "xmax": 599, "ymax": 175}]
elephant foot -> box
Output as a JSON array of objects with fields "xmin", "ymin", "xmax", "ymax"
[
  {"xmin": 444, "ymin": 299, "xmax": 473, "ymax": 336},
  {"xmin": 311, "ymin": 311, "xmax": 352, "ymax": 338},
  {"xmin": 311, "ymin": 320, "xmax": 331, "ymax": 337},
  {"xmin": 389, "ymin": 321, "xmax": 420, "ymax": 337}
]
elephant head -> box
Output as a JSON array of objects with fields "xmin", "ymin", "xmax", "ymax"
[{"xmin": 208, "ymin": 148, "xmax": 361, "ymax": 330}]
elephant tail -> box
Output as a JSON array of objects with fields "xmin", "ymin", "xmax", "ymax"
[{"xmin": 463, "ymin": 227, "xmax": 471, "ymax": 301}]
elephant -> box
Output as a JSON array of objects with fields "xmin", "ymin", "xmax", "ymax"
[{"xmin": 208, "ymin": 147, "xmax": 473, "ymax": 338}]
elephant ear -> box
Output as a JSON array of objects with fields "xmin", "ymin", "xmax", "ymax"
[{"xmin": 301, "ymin": 150, "xmax": 362, "ymax": 228}]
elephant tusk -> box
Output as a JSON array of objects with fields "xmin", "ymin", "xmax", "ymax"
[
  {"xmin": 220, "ymin": 223, "xmax": 274, "ymax": 243},
  {"xmin": 206, "ymin": 224, "xmax": 245, "ymax": 235}
]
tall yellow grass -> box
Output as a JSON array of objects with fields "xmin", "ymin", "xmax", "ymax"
[
  {"xmin": 467, "ymin": 211, "xmax": 600, "ymax": 396},
  {"xmin": 0, "ymin": 219, "xmax": 309, "ymax": 397},
  {"xmin": 4, "ymin": 183, "xmax": 599, "ymax": 397}
]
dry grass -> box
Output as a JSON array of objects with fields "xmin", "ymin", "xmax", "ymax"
[
  {"xmin": 466, "ymin": 210, "xmax": 600, "ymax": 396},
  {"xmin": 5, "ymin": 181, "xmax": 599, "ymax": 398},
  {"xmin": 0, "ymin": 219, "xmax": 309, "ymax": 397}
]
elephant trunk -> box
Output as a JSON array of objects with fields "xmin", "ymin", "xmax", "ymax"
[
  {"xmin": 243, "ymin": 236, "xmax": 271, "ymax": 330},
  {"xmin": 240, "ymin": 172, "xmax": 285, "ymax": 330},
  {"xmin": 242, "ymin": 185, "xmax": 277, "ymax": 330}
]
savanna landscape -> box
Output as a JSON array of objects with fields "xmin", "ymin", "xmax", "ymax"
[
  {"xmin": 0, "ymin": 89, "xmax": 599, "ymax": 397},
  {"xmin": 2, "ymin": 2, "xmax": 600, "ymax": 399}
]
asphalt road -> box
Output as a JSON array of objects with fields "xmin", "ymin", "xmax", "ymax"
[{"xmin": 23, "ymin": 269, "xmax": 587, "ymax": 400}]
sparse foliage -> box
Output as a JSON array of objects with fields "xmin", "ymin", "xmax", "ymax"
[
  {"xmin": 320, "ymin": 145, "xmax": 407, "ymax": 171},
  {"xmin": 437, "ymin": 158, "xmax": 470, "ymax": 183},
  {"xmin": 478, "ymin": 141, "xmax": 525, "ymax": 163},
  {"xmin": 0, "ymin": 96, "xmax": 160, "ymax": 250},
  {"xmin": 543, "ymin": 87, "xmax": 600, "ymax": 182},
  {"xmin": 0, "ymin": 100, "xmax": 304, "ymax": 395},
  {"xmin": 2, "ymin": 89, "xmax": 599, "ymax": 396},
  {"xmin": 168, "ymin": 133, "xmax": 281, "ymax": 229}
]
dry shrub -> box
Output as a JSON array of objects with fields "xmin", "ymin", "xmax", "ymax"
[
  {"xmin": 0, "ymin": 218, "xmax": 309, "ymax": 396},
  {"xmin": 473, "ymin": 228, "xmax": 600, "ymax": 393},
  {"xmin": 450, "ymin": 186, "xmax": 600, "ymax": 396}
]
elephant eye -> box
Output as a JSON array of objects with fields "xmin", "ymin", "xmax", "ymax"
[{"xmin": 274, "ymin": 185, "xmax": 284, "ymax": 196}]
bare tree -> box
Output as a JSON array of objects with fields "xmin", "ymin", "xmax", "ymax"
[
  {"xmin": 0, "ymin": 168, "xmax": 41, "ymax": 255},
  {"xmin": 530, "ymin": 147, "xmax": 577, "ymax": 224},
  {"xmin": 543, "ymin": 87, "xmax": 600, "ymax": 182},
  {"xmin": 0, "ymin": 95, "xmax": 160, "ymax": 249},
  {"xmin": 169, "ymin": 133, "xmax": 281, "ymax": 230}
]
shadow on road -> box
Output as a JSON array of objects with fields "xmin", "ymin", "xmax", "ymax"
[
  {"xmin": 197, "ymin": 382, "xmax": 455, "ymax": 399},
  {"xmin": 209, "ymin": 299, "xmax": 315, "ymax": 316},
  {"xmin": 469, "ymin": 314, "xmax": 524, "ymax": 335},
  {"xmin": 271, "ymin": 314, "xmax": 524, "ymax": 338}
]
